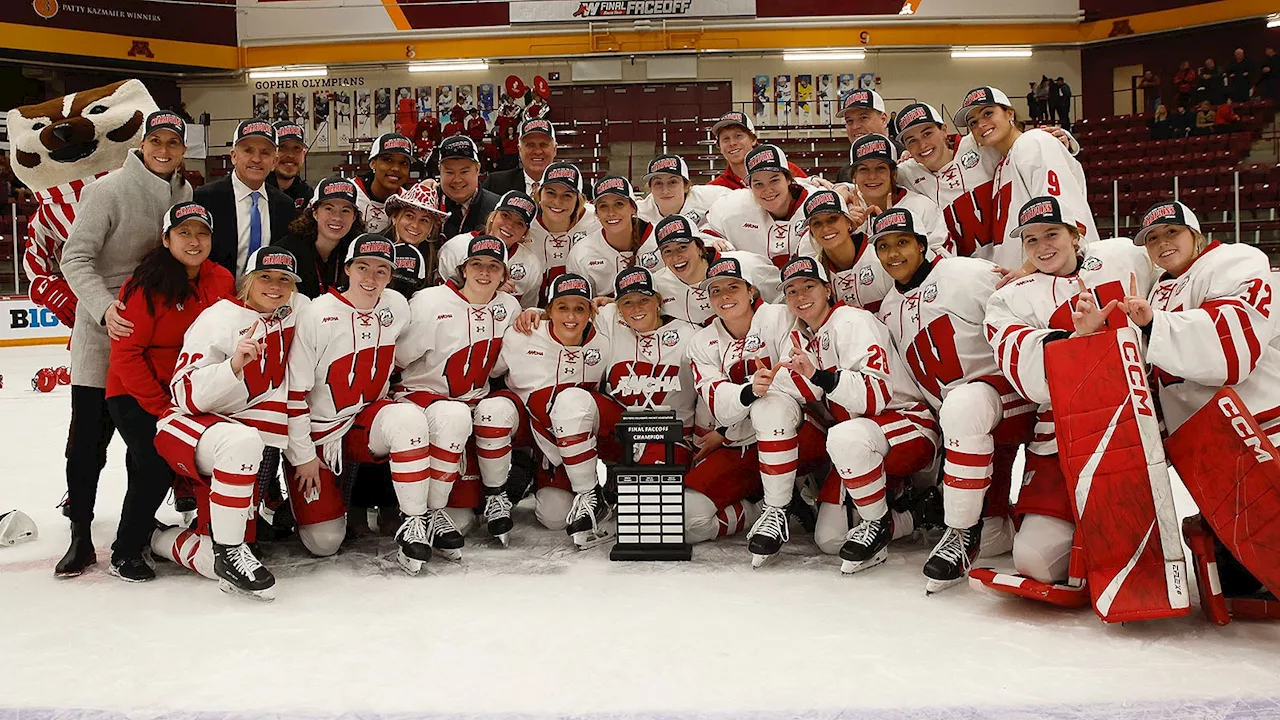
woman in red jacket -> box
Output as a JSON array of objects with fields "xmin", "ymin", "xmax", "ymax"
[{"xmin": 106, "ymin": 202, "xmax": 235, "ymax": 581}]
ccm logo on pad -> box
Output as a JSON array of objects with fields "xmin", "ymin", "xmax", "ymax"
[
  {"xmin": 1217, "ymin": 395, "xmax": 1276, "ymax": 464},
  {"xmin": 1120, "ymin": 340, "xmax": 1154, "ymax": 418}
]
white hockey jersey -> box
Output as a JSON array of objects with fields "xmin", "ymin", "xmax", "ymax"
[
  {"xmin": 898, "ymin": 134, "xmax": 1000, "ymax": 261},
  {"xmin": 393, "ymin": 282, "xmax": 522, "ymax": 403},
  {"xmin": 704, "ymin": 187, "xmax": 816, "ymax": 269},
  {"xmin": 285, "ymin": 288, "xmax": 411, "ymax": 466},
  {"xmin": 822, "ymin": 240, "xmax": 895, "ymax": 313},
  {"xmin": 437, "ymin": 231, "xmax": 543, "ymax": 309},
  {"xmin": 353, "ymin": 176, "xmax": 393, "ymax": 234},
  {"xmin": 854, "ymin": 190, "xmax": 954, "ymax": 258},
  {"xmin": 526, "ymin": 205, "xmax": 601, "ymax": 299},
  {"xmin": 167, "ymin": 295, "xmax": 309, "ymax": 448},
  {"xmin": 689, "ymin": 304, "xmax": 813, "ymax": 446},
  {"xmin": 652, "ymin": 251, "xmax": 783, "ymax": 327},
  {"xmin": 984, "ymin": 238, "xmax": 1155, "ymax": 454},
  {"xmin": 566, "ymin": 223, "xmax": 658, "ymax": 298},
  {"xmin": 1145, "ymin": 241, "xmax": 1280, "ymax": 443},
  {"xmin": 595, "ymin": 303, "xmax": 701, "ymax": 432},
  {"xmin": 637, "ymin": 184, "xmax": 733, "ymax": 229},
  {"xmin": 497, "ymin": 322, "xmax": 611, "ymax": 426},
  {"xmin": 990, "ymin": 129, "xmax": 1098, "ymax": 271}
]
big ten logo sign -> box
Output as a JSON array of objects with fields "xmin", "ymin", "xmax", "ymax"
[{"xmin": 10, "ymin": 305, "xmax": 63, "ymax": 330}]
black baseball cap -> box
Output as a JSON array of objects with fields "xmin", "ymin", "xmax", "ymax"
[
  {"xmin": 370, "ymin": 132, "xmax": 414, "ymax": 161},
  {"xmin": 234, "ymin": 120, "xmax": 277, "ymax": 147},
  {"xmin": 894, "ymin": 102, "xmax": 946, "ymax": 136},
  {"xmin": 779, "ymin": 255, "xmax": 830, "ymax": 291},
  {"xmin": 643, "ymin": 154, "xmax": 691, "ymax": 185},
  {"xmin": 496, "ymin": 190, "xmax": 537, "ymax": 226},
  {"xmin": 802, "ymin": 189, "xmax": 850, "ymax": 224},
  {"xmin": 1134, "ymin": 201, "xmax": 1201, "ymax": 246},
  {"xmin": 437, "ymin": 135, "xmax": 480, "ymax": 164},
  {"xmin": 953, "ymin": 86, "xmax": 1014, "ymax": 135},
  {"xmin": 711, "ymin": 110, "xmax": 756, "ymax": 137},
  {"xmin": 654, "ymin": 214, "xmax": 699, "ymax": 247},
  {"xmin": 593, "ymin": 175, "xmax": 635, "ymax": 202},
  {"xmin": 144, "ymin": 111, "xmax": 186, "ymax": 142},
  {"xmin": 466, "ymin": 234, "xmax": 510, "ymax": 265},
  {"xmin": 700, "ymin": 256, "xmax": 749, "ymax": 291},
  {"xmin": 344, "ymin": 233, "xmax": 397, "ymax": 267},
  {"xmin": 519, "ymin": 117, "xmax": 556, "ymax": 143},
  {"xmin": 394, "ymin": 243, "xmax": 427, "ymax": 283},
  {"xmin": 274, "ymin": 121, "xmax": 306, "ymax": 147},
  {"xmin": 869, "ymin": 207, "xmax": 927, "ymax": 244},
  {"xmin": 163, "ymin": 201, "xmax": 213, "ymax": 234},
  {"xmin": 850, "ymin": 133, "xmax": 900, "ymax": 168},
  {"xmin": 540, "ymin": 162, "xmax": 583, "ymax": 193},
  {"xmin": 614, "ymin": 266, "xmax": 658, "ymax": 299},
  {"xmin": 1008, "ymin": 196, "xmax": 1071, "ymax": 239},
  {"xmin": 246, "ymin": 247, "xmax": 302, "ymax": 283},
  {"xmin": 745, "ymin": 144, "xmax": 790, "ymax": 179},
  {"xmin": 310, "ymin": 176, "xmax": 358, "ymax": 208},
  {"xmin": 840, "ymin": 88, "xmax": 886, "ymax": 116},
  {"xmin": 549, "ymin": 273, "xmax": 593, "ymax": 302}
]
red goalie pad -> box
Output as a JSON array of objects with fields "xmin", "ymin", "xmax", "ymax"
[
  {"xmin": 1166, "ymin": 389, "xmax": 1280, "ymax": 599},
  {"xmin": 1184, "ymin": 516, "xmax": 1280, "ymax": 624},
  {"xmin": 1045, "ymin": 328, "xmax": 1191, "ymax": 623},
  {"xmin": 968, "ymin": 568, "xmax": 1090, "ymax": 607}
]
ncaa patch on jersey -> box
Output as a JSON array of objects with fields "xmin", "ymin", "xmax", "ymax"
[
  {"xmin": 1082, "ymin": 256, "xmax": 1103, "ymax": 271},
  {"xmin": 923, "ymin": 284, "xmax": 939, "ymax": 302},
  {"xmin": 961, "ymin": 151, "xmax": 981, "ymax": 169},
  {"xmin": 492, "ymin": 305, "xmax": 508, "ymax": 321},
  {"xmin": 662, "ymin": 330, "xmax": 680, "ymax": 347},
  {"xmin": 859, "ymin": 266, "xmax": 876, "ymax": 286},
  {"xmin": 510, "ymin": 263, "xmax": 527, "ymax": 281}
]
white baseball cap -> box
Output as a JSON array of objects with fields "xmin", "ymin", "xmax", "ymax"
[{"xmin": 0, "ymin": 510, "xmax": 37, "ymax": 547}]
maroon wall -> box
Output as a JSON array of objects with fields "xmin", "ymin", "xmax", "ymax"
[
  {"xmin": 1080, "ymin": 19, "xmax": 1278, "ymax": 118},
  {"xmin": 1079, "ymin": 0, "xmax": 1206, "ymax": 22}
]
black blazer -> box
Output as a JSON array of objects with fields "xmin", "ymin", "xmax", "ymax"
[
  {"xmin": 193, "ymin": 175, "xmax": 297, "ymax": 277},
  {"xmin": 274, "ymin": 231, "xmax": 354, "ymax": 299},
  {"xmin": 482, "ymin": 167, "xmax": 532, "ymax": 196}
]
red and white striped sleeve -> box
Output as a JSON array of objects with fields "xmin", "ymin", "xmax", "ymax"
[
  {"xmin": 984, "ymin": 281, "xmax": 1057, "ymax": 405},
  {"xmin": 821, "ymin": 311, "xmax": 894, "ymax": 418}
]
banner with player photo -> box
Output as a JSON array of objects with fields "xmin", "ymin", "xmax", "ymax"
[
  {"xmin": 354, "ymin": 89, "xmax": 372, "ymax": 141},
  {"xmin": 773, "ymin": 74, "xmax": 791, "ymax": 127},
  {"xmin": 838, "ymin": 74, "xmax": 857, "ymax": 108},
  {"xmin": 333, "ymin": 90, "xmax": 354, "ymax": 149},
  {"xmin": 374, "ymin": 87, "xmax": 393, "ymax": 135},
  {"xmin": 796, "ymin": 74, "xmax": 813, "ymax": 124},
  {"xmin": 816, "ymin": 74, "xmax": 834, "ymax": 124},
  {"xmin": 252, "ymin": 92, "xmax": 269, "ymax": 121},
  {"xmin": 753, "ymin": 75, "xmax": 770, "ymax": 126},
  {"xmin": 312, "ymin": 91, "xmax": 332, "ymax": 150}
]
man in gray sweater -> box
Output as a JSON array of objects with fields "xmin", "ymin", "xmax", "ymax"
[{"xmin": 57, "ymin": 111, "xmax": 191, "ymax": 578}]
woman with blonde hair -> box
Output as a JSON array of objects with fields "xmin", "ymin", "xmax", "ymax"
[
  {"xmin": 526, "ymin": 162, "xmax": 600, "ymax": 302},
  {"xmin": 437, "ymin": 190, "xmax": 543, "ymax": 307}
]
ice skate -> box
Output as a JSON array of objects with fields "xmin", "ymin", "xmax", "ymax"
[
  {"xmin": 747, "ymin": 504, "xmax": 789, "ymax": 568},
  {"xmin": 482, "ymin": 486, "xmax": 514, "ymax": 547},
  {"xmin": 786, "ymin": 492, "xmax": 817, "ymax": 534},
  {"xmin": 840, "ymin": 514, "xmax": 891, "ymax": 575},
  {"xmin": 213, "ymin": 542, "xmax": 276, "ymax": 601},
  {"xmin": 427, "ymin": 508, "xmax": 465, "ymax": 562},
  {"xmin": 565, "ymin": 486, "xmax": 613, "ymax": 550},
  {"xmin": 893, "ymin": 484, "xmax": 944, "ymax": 534},
  {"xmin": 173, "ymin": 490, "xmax": 198, "ymax": 528},
  {"xmin": 923, "ymin": 521, "xmax": 983, "ymax": 595},
  {"xmin": 393, "ymin": 514, "xmax": 433, "ymax": 576}
]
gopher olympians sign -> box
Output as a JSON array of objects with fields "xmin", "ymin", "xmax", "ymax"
[{"xmin": 511, "ymin": 0, "xmax": 756, "ymax": 22}]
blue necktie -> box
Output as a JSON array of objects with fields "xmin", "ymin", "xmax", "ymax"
[{"xmin": 248, "ymin": 190, "xmax": 263, "ymax": 256}]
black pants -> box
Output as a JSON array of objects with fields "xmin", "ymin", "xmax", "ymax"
[
  {"xmin": 65, "ymin": 385, "xmax": 128, "ymax": 524},
  {"xmin": 107, "ymin": 394, "xmax": 174, "ymax": 559}
]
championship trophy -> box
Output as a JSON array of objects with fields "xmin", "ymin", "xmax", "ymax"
[{"xmin": 608, "ymin": 408, "xmax": 691, "ymax": 561}]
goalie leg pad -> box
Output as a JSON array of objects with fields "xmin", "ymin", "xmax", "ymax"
[
  {"xmin": 1165, "ymin": 388, "xmax": 1280, "ymax": 600},
  {"xmin": 1183, "ymin": 516, "xmax": 1232, "ymax": 626},
  {"xmin": 968, "ymin": 567, "xmax": 1089, "ymax": 607},
  {"xmin": 1045, "ymin": 328, "xmax": 1190, "ymax": 623}
]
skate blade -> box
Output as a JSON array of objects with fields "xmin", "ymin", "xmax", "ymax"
[
  {"xmin": 924, "ymin": 576, "xmax": 967, "ymax": 595},
  {"xmin": 494, "ymin": 532, "xmax": 510, "ymax": 548},
  {"xmin": 181, "ymin": 510, "xmax": 197, "ymax": 528},
  {"xmin": 219, "ymin": 578, "xmax": 276, "ymax": 602},
  {"xmin": 571, "ymin": 528, "xmax": 614, "ymax": 550},
  {"xmin": 397, "ymin": 550, "xmax": 427, "ymax": 576},
  {"xmin": 840, "ymin": 549, "xmax": 888, "ymax": 575},
  {"xmin": 751, "ymin": 552, "xmax": 779, "ymax": 569},
  {"xmin": 433, "ymin": 547, "xmax": 464, "ymax": 563}
]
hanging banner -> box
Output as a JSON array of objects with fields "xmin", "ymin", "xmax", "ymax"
[{"xmin": 510, "ymin": 0, "xmax": 756, "ymax": 22}]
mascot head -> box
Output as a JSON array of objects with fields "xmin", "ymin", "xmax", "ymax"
[{"xmin": 5, "ymin": 79, "xmax": 158, "ymax": 191}]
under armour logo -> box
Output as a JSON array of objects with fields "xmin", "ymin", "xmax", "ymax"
[
  {"xmin": 241, "ymin": 464, "xmax": 254, "ymax": 471},
  {"xmin": 480, "ymin": 414, "xmax": 492, "ymax": 422},
  {"xmin": 450, "ymin": 442, "xmax": 462, "ymax": 451},
  {"xmin": 771, "ymin": 429, "xmax": 786, "ymax": 436},
  {"xmin": 361, "ymin": 332, "xmax": 372, "ymax": 340},
  {"xmin": 410, "ymin": 437, "xmax": 422, "ymax": 446}
]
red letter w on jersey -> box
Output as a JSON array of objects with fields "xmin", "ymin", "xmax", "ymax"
[
  {"xmin": 327, "ymin": 346, "xmax": 394, "ymax": 412},
  {"xmin": 905, "ymin": 315, "xmax": 965, "ymax": 403}
]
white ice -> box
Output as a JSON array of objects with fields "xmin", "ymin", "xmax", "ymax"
[{"xmin": 3, "ymin": 344, "xmax": 1280, "ymax": 720}]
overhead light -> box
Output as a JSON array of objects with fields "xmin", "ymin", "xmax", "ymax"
[
  {"xmin": 1269, "ymin": 15, "xmax": 1280, "ymax": 28},
  {"xmin": 248, "ymin": 67, "xmax": 328, "ymax": 80},
  {"xmin": 783, "ymin": 50, "xmax": 866, "ymax": 62},
  {"xmin": 409, "ymin": 61, "xmax": 490, "ymax": 73},
  {"xmin": 951, "ymin": 47, "xmax": 1033, "ymax": 58}
]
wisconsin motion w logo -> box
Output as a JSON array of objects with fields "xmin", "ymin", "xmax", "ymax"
[{"xmin": 573, "ymin": 1, "xmax": 695, "ymax": 18}]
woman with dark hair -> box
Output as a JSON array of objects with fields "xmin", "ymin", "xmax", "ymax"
[
  {"xmin": 275, "ymin": 176, "xmax": 365, "ymax": 299},
  {"xmin": 648, "ymin": 214, "xmax": 780, "ymax": 327},
  {"xmin": 567, "ymin": 175, "xmax": 657, "ymax": 297},
  {"xmin": 105, "ymin": 202, "xmax": 236, "ymax": 581}
]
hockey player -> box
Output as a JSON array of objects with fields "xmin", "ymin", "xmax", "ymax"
[
  {"xmin": 704, "ymin": 144, "xmax": 816, "ymax": 269},
  {"xmin": 869, "ymin": 209, "xmax": 1036, "ymax": 592},
  {"xmin": 801, "ymin": 188, "xmax": 893, "ymax": 312},
  {"xmin": 394, "ymin": 236, "xmax": 524, "ymax": 546},
  {"xmin": 284, "ymin": 234, "xmax": 448, "ymax": 576},
  {"xmin": 438, "ymin": 190, "xmax": 543, "ymax": 308},
  {"xmin": 984, "ymin": 196, "xmax": 1153, "ymax": 586},
  {"xmin": 636, "ymin": 154, "xmax": 731, "ymax": 231},
  {"xmin": 383, "ymin": 180, "xmax": 450, "ymax": 282},
  {"xmin": 687, "ymin": 257, "xmax": 826, "ymax": 567},
  {"xmin": 498, "ymin": 274, "xmax": 614, "ymax": 548},
  {"xmin": 567, "ymin": 175, "xmax": 656, "ymax": 297},
  {"xmin": 649, "ymin": 214, "xmax": 781, "ymax": 327},
  {"xmin": 706, "ymin": 111, "xmax": 809, "ymax": 190},
  {"xmin": 845, "ymin": 134, "xmax": 953, "ymax": 256},
  {"xmin": 153, "ymin": 247, "xmax": 308, "ymax": 600},
  {"xmin": 354, "ymin": 133, "xmax": 416, "ymax": 233},
  {"xmin": 775, "ymin": 255, "xmax": 940, "ymax": 574},
  {"xmin": 391, "ymin": 243, "xmax": 428, "ymax": 298},
  {"xmin": 526, "ymin": 162, "xmax": 601, "ymax": 302},
  {"xmin": 953, "ymin": 86, "xmax": 1097, "ymax": 267}
]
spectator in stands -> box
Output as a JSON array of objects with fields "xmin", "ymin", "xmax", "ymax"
[
  {"xmin": 1260, "ymin": 47, "xmax": 1277, "ymax": 101},
  {"xmin": 1026, "ymin": 82, "xmax": 1041, "ymax": 123},
  {"xmin": 499, "ymin": 124, "xmax": 520, "ymax": 171},
  {"xmin": 466, "ymin": 107, "xmax": 488, "ymax": 143},
  {"xmin": 1192, "ymin": 100, "xmax": 1217, "ymax": 135},
  {"xmin": 1196, "ymin": 58, "xmax": 1225, "ymax": 105},
  {"xmin": 887, "ymin": 111, "xmax": 899, "ymax": 141},
  {"xmin": 1050, "ymin": 76, "xmax": 1072, "ymax": 130},
  {"xmin": 1173, "ymin": 61, "xmax": 1197, "ymax": 109},
  {"xmin": 1034, "ymin": 77, "xmax": 1051, "ymax": 121},
  {"xmin": 1213, "ymin": 98, "xmax": 1241, "ymax": 133},
  {"xmin": 1138, "ymin": 70, "xmax": 1162, "ymax": 114},
  {"xmin": 1168, "ymin": 104, "xmax": 1193, "ymax": 138},
  {"xmin": 1148, "ymin": 104, "xmax": 1173, "ymax": 140},
  {"xmin": 1226, "ymin": 48, "xmax": 1255, "ymax": 103}
]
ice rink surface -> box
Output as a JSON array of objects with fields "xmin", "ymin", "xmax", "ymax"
[{"xmin": 3, "ymin": 344, "xmax": 1280, "ymax": 720}]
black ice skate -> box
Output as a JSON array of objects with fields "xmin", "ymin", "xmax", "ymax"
[
  {"xmin": 786, "ymin": 493, "xmax": 818, "ymax": 534},
  {"xmin": 747, "ymin": 504, "xmax": 790, "ymax": 568},
  {"xmin": 427, "ymin": 508, "xmax": 465, "ymax": 562},
  {"xmin": 213, "ymin": 542, "xmax": 276, "ymax": 601},
  {"xmin": 840, "ymin": 514, "xmax": 892, "ymax": 575},
  {"xmin": 483, "ymin": 485, "xmax": 514, "ymax": 546},
  {"xmin": 394, "ymin": 514, "xmax": 434, "ymax": 576},
  {"xmin": 923, "ymin": 520, "xmax": 984, "ymax": 595},
  {"xmin": 892, "ymin": 484, "xmax": 945, "ymax": 534},
  {"xmin": 566, "ymin": 486, "xmax": 613, "ymax": 550}
]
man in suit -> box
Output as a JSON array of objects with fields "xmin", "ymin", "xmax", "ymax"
[
  {"xmin": 835, "ymin": 89, "xmax": 898, "ymax": 184},
  {"xmin": 195, "ymin": 120, "xmax": 295, "ymax": 277},
  {"xmin": 438, "ymin": 135, "xmax": 500, "ymax": 239},
  {"xmin": 266, "ymin": 120, "xmax": 313, "ymax": 216},
  {"xmin": 482, "ymin": 117, "xmax": 556, "ymax": 197}
]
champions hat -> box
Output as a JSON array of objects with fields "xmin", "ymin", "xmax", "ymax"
[
  {"xmin": 643, "ymin": 154, "xmax": 692, "ymax": 186},
  {"xmin": 394, "ymin": 243, "xmax": 427, "ymax": 283},
  {"xmin": 850, "ymin": 133, "xmax": 900, "ymax": 168},
  {"xmin": 614, "ymin": 266, "xmax": 658, "ymax": 299},
  {"xmin": 370, "ymin": 132, "xmax": 415, "ymax": 161},
  {"xmin": 894, "ymin": 102, "xmax": 946, "ymax": 136},
  {"xmin": 234, "ymin": 119, "xmax": 277, "ymax": 146},
  {"xmin": 144, "ymin": 111, "xmax": 186, "ymax": 142},
  {"xmin": 840, "ymin": 88, "xmax": 887, "ymax": 117},
  {"xmin": 745, "ymin": 144, "xmax": 790, "ymax": 179},
  {"xmin": 163, "ymin": 201, "xmax": 213, "ymax": 234},
  {"xmin": 466, "ymin": 234, "xmax": 510, "ymax": 265},
  {"xmin": 549, "ymin": 273, "xmax": 593, "ymax": 302},
  {"xmin": 654, "ymin": 214, "xmax": 699, "ymax": 247},
  {"xmin": 246, "ymin": 247, "xmax": 303, "ymax": 283},
  {"xmin": 700, "ymin": 256, "xmax": 750, "ymax": 291},
  {"xmin": 593, "ymin": 175, "xmax": 636, "ymax": 203},
  {"xmin": 385, "ymin": 181, "xmax": 450, "ymax": 220},
  {"xmin": 868, "ymin": 207, "xmax": 927, "ymax": 244},
  {"xmin": 540, "ymin": 162, "xmax": 583, "ymax": 193},
  {"xmin": 1134, "ymin": 201, "xmax": 1201, "ymax": 246},
  {"xmin": 780, "ymin": 255, "xmax": 830, "ymax": 291},
  {"xmin": 0, "ymin": 510, "xmax": 37, "ymax": 547},
  {"xmin": 310, "ymin": 176, "xmax": 358, "ymax": 208},
  {"xmin": 496, "ymin": 190, "xmax": 537, "ymax": 226},
  {"xmin": 519, "ymin": 117, "xmax": 556, "ymax": 143},
  {"xmin": 437, "ymin": 135, "xmax": 480, "ymax": 164},
  {"xmin": 802, "ymin": 189, "xmax": 850, "ymax": 224},
  {"xmin": 344, "ymin": 233, "xmax": 397, "ymax": 267},
  {"xmin": 1008, "ymin": 196, "xmax": 1072, "ymax": 239},
  {"xmin": 711, "ymin": 110, "xmax": 756, "ymax": 137},
  {"xmin": 274, "ymin": 121, "xmax": 306, "ymax": 147},
  {"xmin": 953, "ymin": 86, "xmax": 1014, "ymax": 135}
]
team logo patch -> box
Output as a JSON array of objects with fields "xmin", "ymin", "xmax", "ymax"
[
  {"xmin": 708, "ymin": 259, "xmax": 738, "ymax": 279},
  {"xmin": 661, "ymin": 330, "xmax": 680, "ymax": 347},
  {"xmin": 743, "ymin": 334, "xmax": 763, "ymax": 352},
  {"xmin": 792, "ymin": 217, "xmax": 808, "ymax": 235},
  {"xmin": 548, "ymin": 166, "xmax": 578, "ymax": 183},
  {"xmin": 960, "ymin": 150, "xmax": 980, "ymax": 169},
  {"xmin": 1082, "ymin": 256, "xmax": 1103, "ymax": 272},
  {"xmin": 376, "ymin": 307, "xmax": 394, "ymax": 327},
  {"xmin": 506, "ymin": 195, "xmax": 536, "ymax": 216},
  {"xmin": 859, "ymin": 266, "xmax": 875, "ymax": 286},
  {"xmin": 149, "ymin": 112, "xmax": 183, "ymax": 129},
  {"xmin": 510, "ymin": 263, "xmax": 527, "ymax": 281},
  {"xmin": 571, "ymin": 232, "xmax": 587, "ymax": 244},
  {"xmin": 747, "ymin": 149, "xmax": 780, "ymax": 173},
  {"xmin": 240, "ymin": 121, "xmax": 273, "ymax": 136},
  {"xmin": 651, "ymin": 157, "xmax": 681, "ymax": 174},
  {"xmin": 640, "ymin": 252, "xmax": 659, "ymax": 270},
  {"xmin": 923, "ymin": 284, "xmax": 938, "ymax": 303},
  {"xmin": 325, "ymin": 180, "xmax": 356, "ymax": 196},
  {"xmin": 898, "ymin": 105, "xmax": 927, "ymax": 127},
  {"xmin": 804, "ymin": 191, "xmax": 837, "ymax": 216},
  {"xmin": 385, "ymin": 137, "xmax": 414, "ymax": 152},
  {"xmin": 963, "ymin": 88, "xmax": 992, "ymax": 107},
  {"xmin": 261, "ymin": 252, "xmax": 295, "ymax": 270},
  {"xmin": 557, "ymin": 277, "xmax": 589, "ymax": 294},
  {"xmin": 597, "ymin": 177, "xmax": 628, "ymax": 195},
  {"xmin": 782, "ymin": 258, "xmax": 816, "ymax": 282},
  {"xmin": 492, "ymin": 305, "xmax": 508, "ymax": 321},
  {"xmin": 273, "ymin": 305, "xmax": 293, "ymax": 321},
  {"xmin": 174, "ymin": 204, "xmax": 208, "ymax": 222},
  {"xmin": 584, "ymin": 348, "xmax": 602, "ymax": 366}
]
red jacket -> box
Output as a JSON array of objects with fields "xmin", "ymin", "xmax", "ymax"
[
  {"xmin": 107, "ymin": 259, "xmax": 236, "ymax": 417},
  {"xmin": 708, "ymin": 160, "xmax": 809, "ymax": 190}
]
